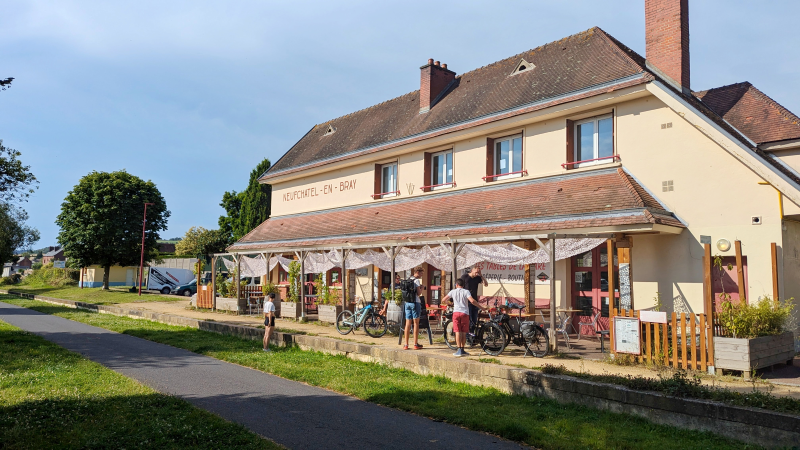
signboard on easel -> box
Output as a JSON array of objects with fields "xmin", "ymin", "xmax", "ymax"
[{"xmin": 613, "ymin": 316, "xmax": 641, "ymax": 354}]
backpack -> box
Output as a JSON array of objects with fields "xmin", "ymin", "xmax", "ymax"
[{"xmin": 399, "ymin": 278, "xmax": 417, "ymax": 303}]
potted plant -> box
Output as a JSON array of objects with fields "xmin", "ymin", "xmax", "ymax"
[
  {"xmin": 279, "ymin": 261, "xmax": 303, "ymax": 320},
  {"xmin": 315, "ymin": 274, "xmax": 344, "ymax": 323},
  {"xmin": 714, "ymin": 295, "xmax": 795, "ymax": 375},
  {"xmin": 262, "ymin": 281, "xmax": 281, "ymax": 317},
  {"xmin": 382, "ymin": 287, "xmax": 404, "ymax": 334}
]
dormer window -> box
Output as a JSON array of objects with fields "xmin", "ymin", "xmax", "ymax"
[
  {"xmin": 323, "ymin": 124, "xmax": 336, "ymax": 136},
  {"xmin": 511, "ymin": 58, "xmax": 535, "ymax": 76}
]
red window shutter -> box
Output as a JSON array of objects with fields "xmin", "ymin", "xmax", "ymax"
[
  {"xmin": 374, "ymin": 164, "xmax": 382, "ymax": 196},
  {"xmin": 423, "ymin": 152, "xmax": 432, "ymax": 192},
  {"xmin": 566, "ymin": 120, "xmax": 575, "ymax": 169},
  {"xmin": 485, "ymin": 138, "xmax": 495, "ymax": 181}
]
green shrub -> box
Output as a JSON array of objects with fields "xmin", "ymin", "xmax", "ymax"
[
  {"xmin": 31, "ymin": 262, "xmax": 43, "ymax": 270},
  {"xmin": 717, "ymin": 295, "xmax": 795, "ymax": 338},
  {"xmin": 287, "ymin": 261, "xmax": 301, "ymax": 303},
  {"xmin": 22, "ymin": 263, "xmax": 79, "ymax": 287},
  {"xmin": 0, "ymin": 276, "xmax": 15, "ymax": 286}
]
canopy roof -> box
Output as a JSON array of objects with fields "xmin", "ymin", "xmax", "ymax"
[{"xmin": 229, "ymin": 167, "xmax": 683, "ymax": 253}]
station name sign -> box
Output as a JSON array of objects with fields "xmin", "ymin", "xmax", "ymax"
[{"xmin": 281, "ymin": 179, "xmax": 357, "ymax": 202}]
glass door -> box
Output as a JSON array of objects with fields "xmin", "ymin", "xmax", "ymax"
[{"xmin": 571, "ymin": 245, "xmax": 618, "ymax": 336}]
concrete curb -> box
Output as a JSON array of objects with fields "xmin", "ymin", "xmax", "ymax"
[{"xmin": 3, "ymin": 290, "xmax": 798, "ymax": 447}]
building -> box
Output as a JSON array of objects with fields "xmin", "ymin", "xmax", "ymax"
[
  {"xmin": 228, "ymin": 0, "xmax": 800, "ymax": 340},
  {"xmin": 41, "ymin": 247, "xmax": 65, "ymax": 265}
]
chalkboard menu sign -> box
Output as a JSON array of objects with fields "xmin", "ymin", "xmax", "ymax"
[
  {"xmin": 618, "ymin": 263, "xmax": 631, "ymax": 310},
  {"xmin": 613, "ymin": 316, "xmax": 641, "ymax": 355}
]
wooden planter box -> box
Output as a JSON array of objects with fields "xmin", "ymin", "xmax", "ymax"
[
  {"xmin": 318, "ymin": 304, "xmax": 343, "ymax": 323},
  {"xmin": 280, "ymin": 301, "xmax": 302, "ymax": 320},
  {"xmin": 715, "ymin": 331, "xmax": 795, "ymax": 373}
]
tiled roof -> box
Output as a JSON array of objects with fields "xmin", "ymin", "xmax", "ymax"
[
  {"xmin": 694, "ymin": 82, "xmax": 800, "ymax": 145},
  {"xmin": 230, "ymin": 168, "xmax": 682, "ymax": 251},
  {"xmin": 264, "ymin": 27, "xmax": 650, "ymax": 179}
]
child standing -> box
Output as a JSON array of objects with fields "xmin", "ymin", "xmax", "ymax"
[{"xmin": 263, "ymin": 293, "xmax": 276, "ymax": 352}]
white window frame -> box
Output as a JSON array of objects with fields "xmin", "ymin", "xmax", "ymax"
[
  {"xmin": 430, "ymin": 150, "xmax": 454, "ymax": 190},
  {"xmin": 380, "ymin": 162, "xmax": 398, "ymax": 198},
  {"xmin": 494, "ymin": 134, "xmax": 523, "ymax": 180},
  {"xmin": 573, "ymin": 114, "xmax": 614, "ymax": 168}
]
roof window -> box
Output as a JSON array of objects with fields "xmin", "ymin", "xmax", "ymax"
[
  {"xmin": 511, "ymin": 58, "xmax": 535, "ymax": 76},
  {"xmin": 323, "ymin": 124, "xmax": 336, "ymax": 136}
]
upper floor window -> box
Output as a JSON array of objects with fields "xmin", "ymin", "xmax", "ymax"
[
  {"xmin": 373, "ymin": 162, "xmax": 398, "ymax": 199},
  {"xmin": 574, "ymin": 114, "xmax": 613, "ymax": 167},
  {"xmin": 431, "ymin": 150, "xmax": 453, "ymax": 189},
  {"xmin": 494, "ymin": 134, "xmax": 523, "ymax": 179}
]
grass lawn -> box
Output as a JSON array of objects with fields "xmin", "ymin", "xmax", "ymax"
[
  {"xmin": 2, "ymin": 285, "xmax": 185, "ymax": 305},
  {"xmin": 0, "ymin": 295, "xmax": 754, "ymax": 450},
  {"xmin": 0, "ymin": 319, "xmax": 280, "ymax": 450}
]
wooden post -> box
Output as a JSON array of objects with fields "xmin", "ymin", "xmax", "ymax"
[
  {"xmin": 690, "ymin": 313, "xmax": 697, "ymax": 370},
  {"xmin": 80, "ymin": 267, "xmax": 85, "ymax": 289},
  {"xmin": 211, "ymin": 256, "xmax": 217, "ymax": 311},
  {"xmin": 340, "ymin": 249, "xmax": 348, "ymax": 308},
  {"xmin": 734, "ymin": 240, "xmax": 746, "ymax": 303},
  {"xmin": 299, "ymin": 251, "xmax": 307, "ymax": 320},
  {"xmin": 524, "ymin": 240, "xmax": 532, "ymax": 311},
  {"xmin": 703, "ymin": 243, "xmax": 713, "ymax": 315},
  {"xmin": 680, "ymin": 313, "xmax": 688, "ymax": 369},
  {"xmin": 771, "ymin": 242, "xmax": 779, "ymax": 300},
  {"xmin": 699, "ymin": 314, "xmax": 707, "ymax": 371},
  {"xmin": 235, "ymin": 254, "xmax": 241, "ymax": 314},
  {"xmin": 671, "ymin": 312, "xmax": 678, "ymax": 367},
  {"xmin": 616, "ymin": 237, "xmax": 632, "ymax": 309},
  {"xmin": 607, "ymin": 239, "xmax": 615, "ymax": 312},
  {"xmin": 549, "ymin": 236, "xmax": 558, "ymax": 353}
]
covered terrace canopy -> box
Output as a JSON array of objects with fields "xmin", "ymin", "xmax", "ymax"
[{"xmin": 220, "ymin": 167, "xmax": 684, "ymax": 351}]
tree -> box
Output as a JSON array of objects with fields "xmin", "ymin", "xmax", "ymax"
[
  {"xmin": 0, "ymin": 204, "xmax": 39, "ymax": 265},
  {"xmin": 0, "ymin": 140, "xmax": 38, "ymax": 204},
  {"xmin": 218, "ymin": 158, "xmax": 272, "ymax": 242},
  {"xmin": 175, "ymin": 227, "xmax": 228, "ymax": 258},
  {"xmin": 56, "ymin": 171, "xmax": 170, "ymax": 289}
]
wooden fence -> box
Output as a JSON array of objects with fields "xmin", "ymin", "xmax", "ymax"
[
  {"xmin": 611, "ymin": 308, "xmax": 715, "ymax": 372},
  {"xmin": 196, "ymin": 285, "xmax": 214, "ymax": 309}
]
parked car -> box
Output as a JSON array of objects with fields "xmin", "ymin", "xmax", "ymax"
[
  {"xmin": 175, "ymin": 279, "xmax": 197, "ymax": 297},
  {"xmin": 147, "ymin": 267, "xmax": 195, "ymax": 295}
]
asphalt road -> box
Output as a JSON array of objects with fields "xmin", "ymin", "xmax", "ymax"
[{"xmin": 0, "ymin": 301, "xmax": 526, "ymax": 450}]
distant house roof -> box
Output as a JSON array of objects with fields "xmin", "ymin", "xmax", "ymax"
[
  {"xmin": 262, "ymin": 27, "xmax": 653, "ymax": 180},
  {"xmin": 232, "ymin": 168, "xmax": 682, "ymax": 251},
  {"xmin": 43, "ymin": 249, "xmax": 63, "ymax": 257},
  {"xmin": 695, "ymin": 82, "xmax": 800, "ymax": 145}
]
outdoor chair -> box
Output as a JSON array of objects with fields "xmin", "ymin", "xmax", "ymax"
[
  {"xmin": 555, "ymin": 314, "xmax": 572, "ymax": 350},
  {"xmin": 577, "ymin": 312, "xmax": 602, "ymax": 339}
]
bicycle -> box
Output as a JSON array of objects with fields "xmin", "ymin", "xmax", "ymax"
[
  {"xmin": 336, "ymin": 302, "xmax": 387, "ymax": 338},
  {"xmin": 490, "ymin": 300, "xmax": 549, "ymax": 357},
  {"xmin": 442, "ymin": 306, "xmax": 506, "ymax": 355}
]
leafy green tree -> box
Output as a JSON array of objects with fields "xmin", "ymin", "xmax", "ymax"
[
  {"xmin": 35, "ymin": 250, "xmax": 43, "ymax": 259},
  {"xmin": 0, "ymin": 204, "xmax": 39, "ymax": 265},
  {"xmin": 175, "ymin": 227, "xmax": 228, "ymax": 257},
  {"xmin": 218, "ymin": 158, "xmax": 271, "ymax": 242},
  {"xmin": 0, "ymin": 140, "xmax": 38, "ymax": 204},
  {"xmin": 56, "ymin": 171, "xmax": 170, "ymax": 289}
]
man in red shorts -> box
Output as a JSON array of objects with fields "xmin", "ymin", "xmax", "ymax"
[{"xmin": 442, "ymin": 278, "xmax": 487, "ymax": 357}]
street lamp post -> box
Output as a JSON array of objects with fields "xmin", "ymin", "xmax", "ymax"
[{"xmin": 138, "ymin": 203, "xmax": 155, "ymax": 296}]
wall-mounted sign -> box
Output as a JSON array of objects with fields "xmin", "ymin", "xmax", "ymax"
[
  {"xmin": 53, "ymin": 261, "xmax": 66, "ymax": 269},
  {"xmin": 472, "ymin": 261, "xmax": 550, "ymax": 286},
  {"xmin": 639, "ymin": 310, "xmax": 667, "ymax": 323},
  {"xmin": 613, "ymin": 316, "xmax": 641, "ymax": 355}
]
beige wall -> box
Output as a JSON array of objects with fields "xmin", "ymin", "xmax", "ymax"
[
  {"xmin": 771, "ymin": 148, "xmax": 800, "ymax": 176},
  {"xmin": 266, "ymin": 88, "xmax": 799, "ymax": 325}
]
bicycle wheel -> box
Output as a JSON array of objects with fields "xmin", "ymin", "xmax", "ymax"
[
  {"xmin": 443, "ymin": 320, "xmax": 458, "ymax": 350},
  {"xmin": 363, "ymin": 312, "xmax": 387, "ymax": 338},
  {"xmin": 479, "ymin": 322, "xmax": 507, "ymax": 356},
  {"xmin": 335, "ymin": 310, "xmax": 355, "ymax": 335},
  {"xmin": 525, "ymin": 324, "xmax": 550, "ymax": 358}
]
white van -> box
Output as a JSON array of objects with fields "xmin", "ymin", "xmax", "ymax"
[{"xmin": 147, "ymin": 267, "xmax": 195, "ymax": 295}]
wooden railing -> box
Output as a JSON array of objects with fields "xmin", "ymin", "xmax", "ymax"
[{"xmin": 611, "ymin": 308, "xmax": 715, "ymax": 372}]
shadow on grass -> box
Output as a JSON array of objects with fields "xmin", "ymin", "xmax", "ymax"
[{"xmin": 0, "ymin": 394, "xmax": 277, "ymax": 450}]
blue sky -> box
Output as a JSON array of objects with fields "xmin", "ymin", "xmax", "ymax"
[{"xmin": 2, "ymin": 0, "xmax": 799, "ymax": 246}]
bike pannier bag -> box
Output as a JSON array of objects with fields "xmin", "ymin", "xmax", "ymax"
[{"xmin": 520, "ymin": 322, "xmax": 537, "ymax": 340}]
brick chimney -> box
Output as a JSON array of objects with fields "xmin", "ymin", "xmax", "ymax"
[
  {"xmin": 419, "ymin": 58, "xmax": 455, "ymax": 113},
  {"xmin": 645, "ymin": 0, "xmax": 690, "ymax": 92}
]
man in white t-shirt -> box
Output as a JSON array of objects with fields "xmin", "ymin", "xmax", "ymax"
[
  {"xmin": 443, "ymin": 278, "xmax": 487, "ymax": 357},
  {"xmin": 263, "ymin": 293, "xmax": 276, "ymax": 352}
]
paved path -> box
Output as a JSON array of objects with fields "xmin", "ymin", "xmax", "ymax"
[{"xmin": 0, "ymin": 301, "xmax": 524, "ymax": 450}]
